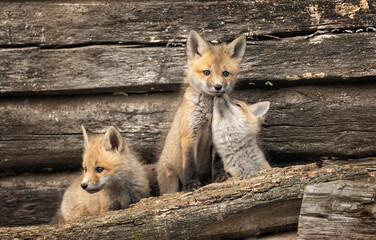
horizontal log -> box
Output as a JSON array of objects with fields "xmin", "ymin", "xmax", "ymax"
[
  {"xmin": 1, "ymin": 83, "xmax": 376, "ymax": 173},
  {"xmin": 322, "ymin": 157, "xmax": 376, "ymax": 172},
  {"xmin": 297, "ymin": 180, "xmax": 376, "ymax": 239},
  {"xmin": 1, "ymin": 1, "xmax": 375, "ymax": 46},
  {"xmin": 0, "ymin": 164, "xmax": 372, "ymax": 239},
  {"xmin": 0, "ymin": 172, "xmax": 79, "ymax": 227},
  {"xmin": 1, "ymin": 33, "xmax": 376, "ymax": 95}
]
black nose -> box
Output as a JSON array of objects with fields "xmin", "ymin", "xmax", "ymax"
[
  {"xmin": 214, "ymin": 84, "xmax": 223, "ymax": 91},
  {"xmin": 81, "ymin": 183, "xmax": 88, "ymax": 190}
]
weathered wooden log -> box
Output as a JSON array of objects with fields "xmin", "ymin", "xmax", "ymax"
[
  {"xmin": 322, "ymin": 156, "xmax": 376, "ymax": 173},
  {"xmin": 1, "ymin": 0, "xmax": 375, "ymax": 46},
  {"xmin": 1, "ymin": 33, "xmax": 376, "ymax": 95},
  {"xmin": 0, "ymin": 172, "xmax": 79, "ymax": 227},
  {"xmin": 2, "ymin": 83, "xmax": 376, "ymax": 173},
  {"xmin": 0, "ymin": 164, "xmax": 372, "ymax": 239},
  {"xmin": 297, "ymin": 180, "xmax": 376, "ymax": 240}
]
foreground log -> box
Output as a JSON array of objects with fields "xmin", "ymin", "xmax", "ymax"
[
  {"xmin": 1, "ymin": 33, "xmax": 376, "ymax": 95},
  {"xmin": 1, "ymin": 84, "xmax": 376, "ymax": 173},
  {"xmin": 0, "ymin": 172, "xmax": 79, "ymax": 227},
  {"xmin": 0, "ymin": 164, "xmax": 372, "ymax": 239},
  {"xmin": 297, "ymin": 180, "xmax": 376, "ymax": 240}
]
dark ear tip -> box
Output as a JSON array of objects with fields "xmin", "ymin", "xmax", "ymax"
[
  {"xmin": 188, "ymin": 30, "xmax": 198, "ymax": 36},
  {"xmin": 237, "ymin": 35, "xmax": 246, "ymax": 44}
]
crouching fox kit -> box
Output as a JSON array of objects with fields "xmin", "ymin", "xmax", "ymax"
[
  {"xmin": 157, "ymin": 30, "xmax": 246, "ymax": 194},
  {"xmin": 51, "ymin": 126, "xmax": 150, "ymax": 224},
  {"xmin": 212, "ymin": 94, "xmax": 271, "ymax": 178}
]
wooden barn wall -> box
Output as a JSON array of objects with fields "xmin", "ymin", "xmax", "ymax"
[{"xmin": 0, "ymin": 0, "xmax": 376, "ymax": 226}]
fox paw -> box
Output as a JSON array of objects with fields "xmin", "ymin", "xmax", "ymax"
[
  {"xmin": 212, "ymin": 172, "xmax": 231, "ymax": 183},
  {"xmin": 182, "ymin": 181, "xmax": 202, "ymax": 192}
]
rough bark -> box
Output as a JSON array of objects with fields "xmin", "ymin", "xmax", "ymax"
[
  {"xmin": 0, "ymin": 164, "xmax": 372, "ymax": 239},
  {"xmin": 1, "ymin": 33, "xmax": 376, "ymax": 95},
  {"xmin": 322, "ymin": 157, "xmax": 376, "ymax": 173},
  {"xmin": 2, "ymin": 83, "xmax": 376, "ymax": 173},
  {"xmin": 1, "ymin": 0, "xmax": 375, "ymax": 46},
  {"xmin": 297, "ymin": 180, "xmax": 376, "ymax": 240},
  {"xmin": 0, "ymin": 172, "xmax": 79, "ymax": 227}
]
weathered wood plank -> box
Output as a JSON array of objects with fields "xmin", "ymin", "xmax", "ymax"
[
  {"xmin": 297, "ymin": 180, "xmax": 376, "ymax": 240},
  {"xmin": 1, "ymin": 0, "xmax": 375, "ymax": 46},
  {"xmin": 0, "ymin": 172, "xmax": 79, "ymax": 227},
  {"xmin": 1, "ymin": 84, "xmax": 376, "ymax": 173},
  {"xmin": 1, "ymin": 33, "xmax": 376, "ymax": 95},
  {"xmin": 0, "ymin": 164, "xmax": 372, "ymax": 239},
  {"xmin": 322, "ymin": 157, "xmax": 376, "ymax": 172}
]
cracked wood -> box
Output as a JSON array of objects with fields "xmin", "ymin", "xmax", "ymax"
[
  {"xmin": 1, "ymin": 33, "xmax": 376, "ymax": 95},
  {"xmin": 297, "ymin": 180, "xmax": 376, "ymax": 239},
  {"xmin": 1, "ymin": 0, "xmax": 375, "ymax": 46},
  {"xmin": 1, "ymin": 84, "xmax": 376, "ymax": 173},
  {"xmin": 0, "ymin": 164, "xmax": 372, "ymax": 239}
]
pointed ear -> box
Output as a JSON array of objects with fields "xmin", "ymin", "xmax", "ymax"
[
  {"xmin": 82, "ymin": 125, "xmax": 94, "ymax": 148},
  {"xmin": 227, "ymin": 35, "xmax": 246, "ymax": 63},
  {"xmin": 187, "ymin": 30, "xmax": 208, "ymax": 61},
  {"xmin": 102, "ymin": 126, "xmax": 123, "ymax": 152},
  {"xmin": 249, "ymin": 101, "xmax": 270, "ymax": 117}
]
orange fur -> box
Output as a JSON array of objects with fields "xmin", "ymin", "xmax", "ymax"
[
  {"xmin": 157, "ymin": 31, "xmax": 247, "ymax": 194},
  {"xmin": 51, "ymin": 126, "xmax": 150, "ymax": 224}
]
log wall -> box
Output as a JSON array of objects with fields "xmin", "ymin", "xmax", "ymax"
[{"xmin": 1, "ymin": 0, "xmax": 376, "ymax": 228}]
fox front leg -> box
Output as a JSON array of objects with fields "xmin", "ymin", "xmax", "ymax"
[{"xmin": 181, "ymin": 138, "xmax": 201, "ymax": 192}]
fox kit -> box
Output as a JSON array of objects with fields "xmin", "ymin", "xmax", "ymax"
[
  {"xmin": 212, "ymin": 94, "xmax": 271, "ymax": 179},
  {"xmin": 157, "ymin": 30, "xmax": 246, "ymax": 193},
  {"xmin": 51, "ymin": 126, "xmax": 150, "ymax": 224}
]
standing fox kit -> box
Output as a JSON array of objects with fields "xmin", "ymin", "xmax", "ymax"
[
  {"xmin": 52, "ymin": 126, "xmax": 150, "ymax": 224},
  {"xmin": 157, "ymin": 30, "xmax": 246, "ymax": 193},
  {"xmin": 212, "ymin": 94, "xmax": 271, "ymax": 178}
]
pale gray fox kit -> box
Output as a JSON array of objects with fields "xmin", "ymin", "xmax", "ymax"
[{"xmin": 212, "ymin": 94, "xmax": 271, "ymax": 178}]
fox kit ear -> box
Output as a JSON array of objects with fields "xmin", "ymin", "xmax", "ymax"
[
  {"xmin": 82, "ymin": 125, "xmax": 94, "ymax": 148},
  {"xmin": 227, "ymin": 35, "xmax": 246, "ymax": 63},
  {"xmin": 102, "ymin": 126, "xmax": 123, "ymax": 152},
  {"xmin": 249, "ymin": 101, "xmax": 270, "ymax": 117},
  {"xmin": 187, "ymin": 30, "xmax": 208, "ymax": 61}
]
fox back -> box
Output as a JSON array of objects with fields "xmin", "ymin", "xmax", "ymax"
[
  {"xmin": 53, "ymin": 126, "xmax": 150, "ymax": 224},
  {"xmin": 212, "ymin": 94, "xmax": 271, "ymax": 178}
]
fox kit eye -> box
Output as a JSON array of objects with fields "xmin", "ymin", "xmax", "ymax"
[
  {"xmin": 84, "ymin": 167, "xmax": 87, "ymax": 172},
  {"xmin": 203, "ymin": 70, "xmax": 210, "ymax": 76},
  {"xmin": 222, "ymin": 71, "xmax": 229, "ymax": 77},
  {"xmin": 95, "ymin": 167, "xmax": 104, "ymax": 173},
  {"xmin": 234, "ymin": 103, "xmax": 241, "ymax": 107}
]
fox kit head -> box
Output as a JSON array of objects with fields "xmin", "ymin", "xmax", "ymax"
[
  {"xmin": 213, "ymin": 94, "xmax": 270, "ymax": 135},
  {"xmin": 186, "ymin": 30, "xmax": 246, "ymax": 96},
  {"xmin": 80, "ymin": 125, "xmax": 128, "ymax": 193}
]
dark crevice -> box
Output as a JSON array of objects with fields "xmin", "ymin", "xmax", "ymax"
[
  {"xmin": 249, "ymin": 26, "xmax": 376, "ymax": 41},
  {"xmin": 0, "ymin": 41, "xmax": 170, "ymax": 50},
  {"xmin": 1, "ymin": 27, "xmax": 375, "ymax": 50}
]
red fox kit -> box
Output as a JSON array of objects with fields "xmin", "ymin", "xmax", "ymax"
[
  {"xmin": 51, "ymin": 126, "xmax": 150, "ymax": 224},
  {"xmin": 157, "ymin": 30, "xmax": 246, "ymax": 193},
  {"xmin": 212, "ymin": 94, "xmax": 271, "ymax": 178}
]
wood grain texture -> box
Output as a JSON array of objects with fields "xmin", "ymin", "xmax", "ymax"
[
  {"xmin": 297, "ymin": 180, "xmax": 376, "ymax": 240},
  {"xmin": 0, "ymin": 172, "xmax": 79, "ymax": 227},
  {"xmin": 1, "ymin": 33, "xmax": 376, "ymax": 95},
  {"xmin": 2, "ymin": 83, "xmax": 376, "ymax": 173},
  {"xmin": 0, "ymin": 164, "xmax": 372, "ymax": 239},
  {"xmin": 322, "ymin": 157, "xmax": 376, "ymax": 172},
  {"xmin": 1, "ymin": 0, "xmax": 375, "ymax": 46}
]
